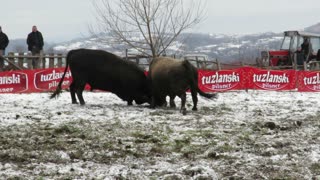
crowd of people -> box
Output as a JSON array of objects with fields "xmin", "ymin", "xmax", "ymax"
[{"xmin": 0, "ymin": 25, "xmax": 44, "ymax": 69}]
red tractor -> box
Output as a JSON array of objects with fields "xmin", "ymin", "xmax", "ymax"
[{"xmin": 260, "ymin": 31, "xmax": 320, "ymax": 69}]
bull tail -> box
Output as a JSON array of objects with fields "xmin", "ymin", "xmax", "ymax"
[
  {"xmin": 183, "ymin": 60, "xmax": 217, "ymax": 99},
  {"xmin": 197, "ymin": 87, "xmax": 217, "ymax": 99},
  {"xmin": 50, "ymin": 51, "xmax": 71, "ymax": 99}
]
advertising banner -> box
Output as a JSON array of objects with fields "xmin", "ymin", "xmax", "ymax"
[
  {"xmin": 33, "ymin": 68, "xmax": 72, "ymax": 92},
  {"xmin": 1, "ymin": 67, "xmax": 320, "ymax": 94},
  {"xmin": 198, "ymin": 68, "xmax": 246, "ymax": 92},
  {"xmin": 297, "ymin": 71, "xmax": 320, "ymax": 92},
  {"xmin": 246, "ymin": 68, "xmax": 297, "ymax": 91},
  {"xmin": 0, "ymin": 71, "xmax": 29, "ymax": 93},
  {"xmin": 0, "ymin": 68, "xmax": 72, "ymax": 94}
]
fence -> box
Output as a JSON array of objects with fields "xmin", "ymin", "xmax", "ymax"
[
  {"xmin": 1, "ymin": 52, "xmax": 320, "ymax": 72},
  {"xmin": 2, "ymin": 52, "xmax": 65, "ymax": 71},
  {"xmin": 1, "ymin": 53, "xmax": 149, "ymax": 71}
]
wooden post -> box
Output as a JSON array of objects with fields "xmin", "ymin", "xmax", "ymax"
[
  {"xmin": 8, "ymin": 52, "xmax": 15, "ymax": 64},
  {"xmin": 26, "ymin": 52, "xmax": 32, "ymax": 69},
  {"xmin": 293, "ymin": 53, "xmax": 297, "ymax": 70},
  {"xmin": 49, "ymin": 53, "xmax": 54, "ymax": 68},
  {"xmin": 8, "ymin": 52, "xmax": 15, "ymax": 69},
  {"xmin": 42, "ymin": 54, "xmax": 46, "ymax": 69},
  {"xmin": 57, "ymin": 54, "xmax": 63, "ymax": 67},
  {"xmin": 18, "ymin": 52, "xmax": 24, "ymax": 69},
  {"xmin": 38, "ymin": 51, "xmax": 43, "ymax": 69},
  {"xmin": 303, "ymin": 61, "xmax": 308, "ymax": 71},
  {"xmin": 216, "ymin": 58, "xmax": 221, "ymax": 70},
  {"xmin": 125, "ymin": 49, "xmax": 128, "ymax": 60}
]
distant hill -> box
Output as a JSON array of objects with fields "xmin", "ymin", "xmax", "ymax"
[
  {"xmin": 6, "ymin": 39, "xmax": 28, "ymax": 53},
  {"xmin": 177, "ymin": 32, "xmax": 282, "ymax": 63},
  {"xmin": 5, "ymin": 38, "xmax": 58, "ymax": 54},
  {"xmin": 5, "ymin": 22, "xmax": 320, "ymax": 63},
  {"xmin": 51, "ymin": 32, "xmax": 283, "ymax": 63},
  {"xmin": 304, "ymin": 22, "xmax": 320, "ymax": 34}
]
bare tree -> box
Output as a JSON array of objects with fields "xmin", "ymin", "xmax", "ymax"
[{"xmin": 90, "ymin": 0, "xmax": 206, "ymax": 57}]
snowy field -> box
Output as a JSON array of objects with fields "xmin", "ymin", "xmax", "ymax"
[{"xmin": 0, "ymin": 90, "xmax": 320, "ymax": 179}]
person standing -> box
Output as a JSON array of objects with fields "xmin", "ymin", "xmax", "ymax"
[
  {"xmin": 301, "ymin": 37, "xmax": 313, "ymax": 61},
  {"xmin": 0, "ymin": 26, "xmax": 9, "ymax": 70},
  {"xmin": 27, "ymin": 25, "xmax": 44, "ymax": 69}
]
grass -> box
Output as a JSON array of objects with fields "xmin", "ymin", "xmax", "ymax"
[
  {"xmin": 215, "ymin": 143, "xmax": 234, "ymax": 153},
  {"xmin": 1, "ymin": 94, "xmax": 320, "ymax": 179},
  {"xmin": 53, "ymin": 124, "xmax": 80, "ymax": 134},
  {"xmin": 310, "ymin": 163, "xmax": 320, "ymax": 175}
]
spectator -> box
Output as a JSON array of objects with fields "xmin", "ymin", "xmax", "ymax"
[
  {"xmin": 27, "ymin": 25, "xmax": 44, "ymax": 69},
  {"xmin": 301, "ymin": 37, "xmax": 313, "ymax": 61},
  {"xmin": 0, "ymin": 26, "xmax": 9, "ymax": 70}
]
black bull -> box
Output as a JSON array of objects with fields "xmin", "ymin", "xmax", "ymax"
[
  {"xmin": 50, "ymin": 49, "xmax": 151, "ymax": 105},
  {"xmin": 148, "ymin": 57, "xmax": 216, "ymax": 114}
]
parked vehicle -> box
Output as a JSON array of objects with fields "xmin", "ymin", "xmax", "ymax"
[
  {"xmin": 260, "ymin": 31, "xmax": 320, "ymax": 69},
  {"xmin": 124, "ymin": 53, "xmax": 216, "ymax": 71},
  {"xmin": 182, "ymin": 54, "xmax": 215, "ymax": 69}
]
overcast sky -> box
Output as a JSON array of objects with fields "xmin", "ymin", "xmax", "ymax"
[{"xmin": 1, "ymin": 0, "xmax": 320, "ymax": 43}]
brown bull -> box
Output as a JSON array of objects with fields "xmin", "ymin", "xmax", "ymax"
[{"xmin": 148, "ymin": 57, "xmax": 216, "ymax": 114}]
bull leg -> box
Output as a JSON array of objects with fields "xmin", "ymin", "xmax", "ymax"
[
  {"xmin": 127, "ymin": 99, "xmax": 133, "ymax": 106},
  {"xmin": 150, "ymin": 96, "xmax": 156, "ymax": 109},
  {"xmin": 169, "ymin": 95, "xmax": 176, "ymax": 108},
  {"xmin": 191, "ymin": 89, "xmax": 198, "ymax": 111},
  {"xmin": 151, "ymin": 95, "xmax": 165, "ymax": 108},
  {"xmin": 180, "ymin": 92, "xmax": 187, "ymax": 115},
  {"xmin": 76, "ymin": 83, "xmax": 86, "ymax": 105},
  {"xmin": 160, "ymin": 95, "xmax": 167, "ymax": 107},
  {"xmin": 69, "ymin": 82, "xmax": 78, "ymax": 104},
  {"xmin": 163, "ymin": 99, "xmax": 168, "ymax": 107},
  {"xmin": 159, "ymin": 95, "xmax": 169, "ymax": 107}
]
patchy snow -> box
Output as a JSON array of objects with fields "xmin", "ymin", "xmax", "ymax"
[
  {"xmin": 53, "ymin": 45, "xmax": 68, "ymax": 51},
  {"xmin": 53, "ymin": 42, "xmax": 83, "ymax": 52},
  {"xmin": 225, "ymin": 43, "xmax": 242, "ymax": 48},
  {"xmin": 0, "ymin": 90, "xmax": 320, "ymax": 179},
  {"xmin": 167, "ymin": 42, "xmax": 185, "ymax": 52}
]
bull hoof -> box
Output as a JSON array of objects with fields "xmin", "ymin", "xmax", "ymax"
[
  {"xmin": 72, "ymin": 101, "xmax": 78, "ymax": 104},
  {"xmin": 181, "ymin": 108, "xmax": 187, "ymax": 115},
  {"xmin": 192, "ymin": 107, "xmax": 198, "ymax": 111},
  {"xmin": 163, "ymin": 101, "xmax": 168, "ymax": 107},
  {"xmin": 80, "ymin": 102, "xmax": 85, "ymax": 105}
]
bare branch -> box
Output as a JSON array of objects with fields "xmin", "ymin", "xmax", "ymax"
[{"xmin": 90, "ymin": 0, "xmax": 207, "ymax": 57}]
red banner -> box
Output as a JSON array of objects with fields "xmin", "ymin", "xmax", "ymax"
[
  {"xmin": 0, "ymin": 68, "xmax": 72, "ymax": 93},
  {"xmin": 198, "ymin": 69, "xmax": 246, "ymax": 92},
  {"xmin": 33, "ymin": 68, "xmax": 72, "ymax": 91},
  {"xmin": 246, "ymin": 68, "xmax": 297, "ymax": 91},
  {"xmin": 0, "ymin": 71, "xmax": 29, "ymax": 93},
  {"xmin": 297, "ymin": 71, "xmax": 320, "ymax": 92},
  {"xmin": 1, "ymin": 67, "xmax": 320, "ymax": 93}
]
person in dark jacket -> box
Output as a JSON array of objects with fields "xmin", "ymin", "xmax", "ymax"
[
  {"xmin": 0, "ymin": 26, "xmax": 9, "ymax": 70},
  {"xmin": 301, "ymin": 37, "xmax": 313, "ymax": 61},
  {"xmin": 27, "ymin": 25, "xmax": 44, "ymax": 69}
]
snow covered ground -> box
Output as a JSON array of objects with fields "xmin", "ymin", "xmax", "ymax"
[{"xmin": 0, "ymin": 90, "xmax": 320, "ymax": 179}]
